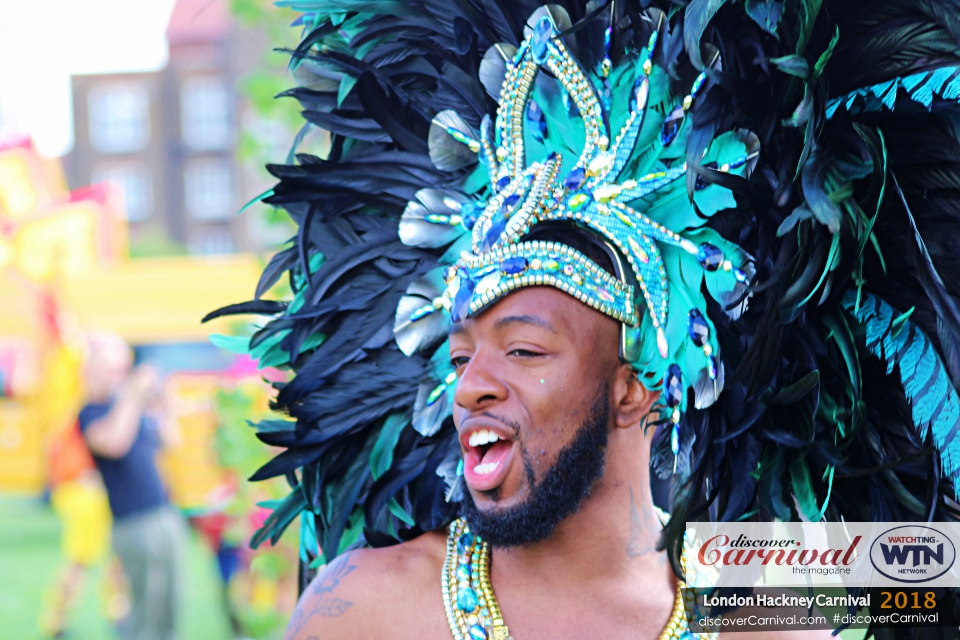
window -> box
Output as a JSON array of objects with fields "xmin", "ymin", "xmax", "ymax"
[
  {"xmin": 184, "ymin": 158, "xmax": 234, "ymax": 220},
  {"xmin": 88, "ymin": 83, "xmax": 150, "ymax": 153},
  {"xmin": 188, "ymin": 227, "xmax": 234, "ymax": 255},
  {"xmin": 180, "ymin": 77, "xmax": 231, "ymax": 150},
  {"xmin": 91, "ymin": 163, "xmax": 154, "ymax": 221}
]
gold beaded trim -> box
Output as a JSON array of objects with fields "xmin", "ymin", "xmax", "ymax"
[
  {"xmin": 442, "ymin": 519, "xmax": 714, "ymax": 640},
  {"xmin": 455, "ymin": 240, "xmax": 638, "ymax": 325}
]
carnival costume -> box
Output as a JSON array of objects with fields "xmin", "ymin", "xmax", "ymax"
[{"xmin": 207, "ymin": 0, "xmax": 960, "ymax": 637}]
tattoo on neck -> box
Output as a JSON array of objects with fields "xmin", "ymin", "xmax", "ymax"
[
  {"xmin": 626, "ymin": 487, "xmax": 664, "ymax": 564},
  {"xmin": 287, "ymin": 554, "xmax": 358, "ymax": 635}
]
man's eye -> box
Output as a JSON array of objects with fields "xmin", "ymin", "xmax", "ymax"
[
  {"xmin": 509, "ymin": 349, "xmax": 542, "ymax": 358},
  {"xmin": 451, "ymin": 356, "xmax": 470, "ymax": 368}
]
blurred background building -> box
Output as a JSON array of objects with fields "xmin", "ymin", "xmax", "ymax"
[{"xmin": 64, "ymin": 0, "xmax": 285, "ymax": 256}]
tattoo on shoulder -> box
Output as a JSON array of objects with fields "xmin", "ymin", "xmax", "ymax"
[{"xmin": 288, "ymin": 554, "xmax": 359, "ymax": 636}]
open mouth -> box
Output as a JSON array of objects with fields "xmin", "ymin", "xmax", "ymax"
[{"xmin": 461, "ymin": 426, "xmax": 517, "ymax": 492}]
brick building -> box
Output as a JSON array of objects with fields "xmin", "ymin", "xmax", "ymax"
[{"xmin": 65, "ymin": 0, "xmax": 275, "ymax": 255}]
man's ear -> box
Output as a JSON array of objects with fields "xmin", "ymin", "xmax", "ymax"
[{"xmin": 612, "ymin": 364, "xmax": 659, "ymax": 430}]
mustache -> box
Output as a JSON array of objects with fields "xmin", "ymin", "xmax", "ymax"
[{"xmin": 461, "ymin": 411, "xmax": 523, "ymax": 439}]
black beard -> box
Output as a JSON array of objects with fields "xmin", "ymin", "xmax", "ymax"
[{"xmin": 460, "ymin": 384, "xmax": 610, "ymax": 547}]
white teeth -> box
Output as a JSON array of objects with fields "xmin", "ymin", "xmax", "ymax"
[
  {"xmin": 474, "ymin": 462, "xmax": 498, "ymax": 475},
  {"xmin": 467, "ymin": 429, "xmax": 502, "ymax": 447}
]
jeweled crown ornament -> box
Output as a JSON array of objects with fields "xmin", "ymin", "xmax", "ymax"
[{"xmin": 395, "ymin": 7, "xmax": 758, "ymax": 455}]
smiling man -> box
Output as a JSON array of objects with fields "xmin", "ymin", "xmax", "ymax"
[
  {"xmin": 211, "ymin": 1, "xmax": 960, "ymax": 639},
  {"xmin": 274, "ymin": 4, "xmax": 823, "ymax": 638},
  {"xmin": 284, "ymin": 227, "xmax": 830, "ymax": 639}
]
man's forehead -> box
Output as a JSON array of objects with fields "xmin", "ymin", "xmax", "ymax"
[{"xmin": 449, "ymin": 287, "xmax": 593, "ymax": 337}]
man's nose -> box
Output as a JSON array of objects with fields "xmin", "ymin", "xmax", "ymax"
[{"xmin": 454, "ymin": 348, "xmax": 507, "ymax": 410}]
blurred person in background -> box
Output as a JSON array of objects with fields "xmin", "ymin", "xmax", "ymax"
[
  {"xmin": 80, "ymin": 332, "xmax": 186, "ymax": 640},
  {"xmin": 39, "ymin": 415, "xmax": 125, "ymax": 638}
]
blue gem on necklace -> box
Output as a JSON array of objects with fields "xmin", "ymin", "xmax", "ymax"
[
  {"xmin": 495, "ymin": 175, "xmax": 511, "ymax": 192},
  {"xmin": 564, "ymin": 166, "xmax": 586, "ymax": 191},
  {"xmin": 687, "ymin": 309, "xmax": 709, "ymax": 347},
  {"xmin": 457, "ymin": 587, "xmax": 479, "ymax": 613},
  {"xmin": 661, "ymin": 105, "xmax": 684, "ymax": 146},
  {"xmin": 664, "ymin": 364, "xmax": 683, "ymax": 408},
  {"xmin": 457, "ymin": 531, "xmax": 474, "ymax": 555},
  {"xmin": 468, "ymin": 624, "xmax": 487, "ymax": 640},
  {"xmin": 670, "ymin": 423, "xmax": 681, "ymax": 455},
  {"xmin": 530, "ymin": 17, "xmax": 553, "ymax": 64},
  {"xmin": 526, "ymin": 99, "xmax": 547, "ymax": 143},
  {"xmin": 696, "ymin": 243, "xmax": 723, "ymax": 271},
  {"xmin": 456, "ymin": 565, "xmax": 470, "ymax": 582}
]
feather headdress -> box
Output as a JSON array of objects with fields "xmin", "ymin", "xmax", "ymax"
[{"xmin": 208, "ymin": 2, "xmax": 960, "ymax": 615}]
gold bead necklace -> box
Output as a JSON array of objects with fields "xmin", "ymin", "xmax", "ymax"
[{"xmin": 442, "ymin": 519, "xmax": 707, "ymax": 640}]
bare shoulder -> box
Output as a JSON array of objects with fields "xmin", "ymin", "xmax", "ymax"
[{"xmin": 284, "ymin": 529, "xmax": 449, "ymax": 640}]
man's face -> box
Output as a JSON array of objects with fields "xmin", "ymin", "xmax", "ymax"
[
  {"xmin": 85, "ymin": 337, "xmax": 132, "ymax": 401},
  {"xmin": 449, "ymin": 287, "xmax": 623, "ymax": 515}
]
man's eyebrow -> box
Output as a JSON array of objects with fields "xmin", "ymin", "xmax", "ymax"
[
  {"xmin": 493, "ymin": 314, "xmax": 558, "ymax": 333},
  {"xmin": 449, "ymin": 322, "xmax": 468, "ymax": 336}
]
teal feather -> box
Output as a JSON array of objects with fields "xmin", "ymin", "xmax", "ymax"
[
  {"xmin": 826, "ymin": 66, "xmax": 960, "ymax": 118},
  {"xmin": 843, "ymin": 291, "xmax": 960, "ymax": 492}
]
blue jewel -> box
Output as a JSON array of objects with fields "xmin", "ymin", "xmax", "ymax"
[
  {"xmin": 456, "ymin": 564, "xmax": 470, "ymax": 582},
  {"xmin": 664, "ymin": 364, "xmax": 683, "ymax": 408},
  {"xmin": 451, "ymin": 278, "xmax": 475, "ymax": 322},
  {"xmin": 670, "ymin": 423, "xmax": 680, "ymax": 455},
  {"xmin": 461, "ymin": 202, "xmax": 482, "ymax": 230},
  {"xmin": 499, "ymin": 257, "xmax": 528, "ymax": 275},
  {"xmin": 480, "ymin": 216, "xmax": 507, "ymax": 252},
  {"xmin": 545, "ymin": 151, "xmax": 558, "ymax": 165},
  {"xmin": 530, "ymin": 17, "xmax": 553, "ymax": 64},
  {"xmin": 457, "ymin": 587, "xmax": 479, "ymax": 613},
  {"xmin": 468, "ymin": 624, "xmax": 487, "ymax": 640},
  {"xmin": 457, "ymin": 531, "xmax": 474, "ymax": 555},
  {"xmin": 687, "ymin": 309, "xmax": 709, "ymax": 347},
  {"xmin": 526, "ymin": 100, "xmax": 547, "ymax": 143},
  {"xmin": 708, "ymin": 356, "xmax": 718, "ymax": 380},
  {"xmin": 734, "ymin": 268, "xmax": 748, "ymax": 283},
  {"xmin": 696, "ymin": 243, "xmax": 724, "ymax": 271},
  {"xmin": 495, "ymin": 175, "xmax": 511, "ymax": 192},
  {"xmin": 660, "ymin": 105, "xmax": 684, "ymax": 146},
  {"xmin": 564, "ymin": 166, "xmax": 586, "ymax": 191},
  {"xmin": 501, "ymin": 194, "xmax": 520, "ymax": 215}
]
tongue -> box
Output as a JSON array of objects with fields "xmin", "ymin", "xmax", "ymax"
[{"xmin": 480, "ymin": 439, "xmax": 512, "ymax": 466}]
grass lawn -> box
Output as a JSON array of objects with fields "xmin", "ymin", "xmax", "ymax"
[{"xmin": 0, "ymin": 495, "xmax": 234, "ymax": 640}]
